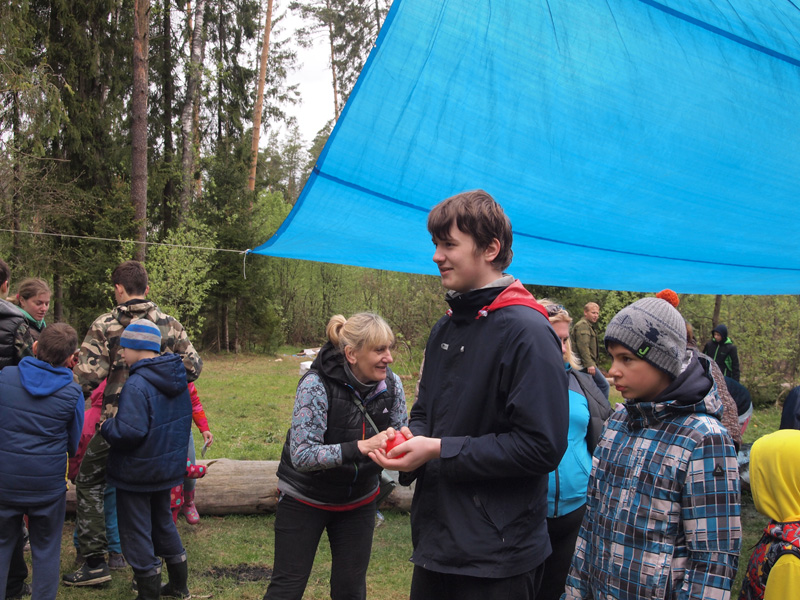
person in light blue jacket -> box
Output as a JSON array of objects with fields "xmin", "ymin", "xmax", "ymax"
[{"xmin": 538, "ymin": 300, "xmax": 612, "ymax": 600}]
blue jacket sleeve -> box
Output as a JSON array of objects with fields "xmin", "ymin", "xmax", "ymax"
[
  {"xmin": 100, "ymin": 379, "xmax": 149, "ymax": 450},
  {"xmin": 67, "ymin": 385, "xmax": 85, "ymax": 456}
]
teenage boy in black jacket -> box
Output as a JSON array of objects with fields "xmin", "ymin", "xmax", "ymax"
[{"xmin": 370, "ymin": 190, "xmax": 569, "ymax": 600}]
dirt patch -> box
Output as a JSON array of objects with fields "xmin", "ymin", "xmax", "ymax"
[{"xmin": 205, "ymin": 563, "xmax": 272, "ymax": 582}]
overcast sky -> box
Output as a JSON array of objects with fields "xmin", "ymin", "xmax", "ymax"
[{"xmin": 279, "ymin": 9, "xmax": 337, "ymax": 144}]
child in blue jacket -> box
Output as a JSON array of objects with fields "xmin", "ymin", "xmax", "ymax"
[
  {"xmin": 100, "ymin": 319, "xmax": 193, "ymax": 599},
  {"xmin": 0, "ymin": 323, "xmax": 84, "ymax": 600}
]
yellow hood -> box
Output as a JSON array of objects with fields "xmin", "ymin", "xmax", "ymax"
[{"xmin": 751, "ymin": 429, "xmax": 800, "ymax": 523}]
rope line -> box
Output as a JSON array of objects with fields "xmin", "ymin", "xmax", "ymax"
[{"xmin": 0, "ymin": 228, "xmax": 249, "ymax": 255}]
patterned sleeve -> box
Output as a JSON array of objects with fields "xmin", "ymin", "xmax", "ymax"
[
  {"xmin": 289, "ymin": 372, "xmax": 344, "ymax": 472},
  {"xmin": 389, "ymin": 372, "xmax": 408, "ymax": 431},
  {"xmin": 74, "ymin": 318, "xmax": 111, "ymax": 396},
  {"xmin": 164, "ymin": 317, "xmax": 202, "ymax": 383},
  {"xmin": 562, "ymin": 460, "xmax": 597, "ymax": 599},
  {"xmin": 679, "ymin": 431, "xmax": 742, "ymax": 600},
  {"xmin": 14, "ymin": 320, "xmax": 35, "ymax": 362}
]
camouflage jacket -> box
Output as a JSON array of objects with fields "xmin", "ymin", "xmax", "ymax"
[{"xmin": 74, "ymin": 299, "xmax": 202, "ymax": 419}]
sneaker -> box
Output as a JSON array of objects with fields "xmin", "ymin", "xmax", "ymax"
[
  {"xmin": 7, "ymin": 583, "xmax": 32, "ymax": 599},
  {"xmin": 108, "ymin": 552, "xmax": 128, "ymax": 570},
  {"xmin": 74, "ymin": 551, "xmax": 86, "ymax": 567},
  {"xmin": 61, "ymin": 562, "xmax": 112, "ymax": 586}
]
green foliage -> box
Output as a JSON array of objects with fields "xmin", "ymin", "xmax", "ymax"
[
  {"xmin": 198, "ymin": 144, "xmax": 292, "ymax": 353},
  {"xmin": 679, "ymin": 294, "xmax": 800, "ymax": 407},
  {"xmin": 146, "ymin": 220, "xmax": 218, "ymax": 341}
]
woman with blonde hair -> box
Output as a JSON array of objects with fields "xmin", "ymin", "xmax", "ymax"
[
  {"xmin": 538, "ymin": 300, "xmax": 613, "ymax": 600},
  {"xmin": 265, "ymin": 313, "xmax": 408, "ymax": 600}
]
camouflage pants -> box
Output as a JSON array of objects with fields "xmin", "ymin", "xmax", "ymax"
[{"xmin": 75, "ymin": 432, "xmax": 110, "ymax": 559}]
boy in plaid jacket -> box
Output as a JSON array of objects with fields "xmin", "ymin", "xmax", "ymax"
[{"xmin": 564, "ymin": 295, "xmax": 741, "ymax": 600}]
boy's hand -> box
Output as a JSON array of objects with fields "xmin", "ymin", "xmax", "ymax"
[
  {"xmin": 66, "ymin": 350, "xmax": 80, "ymax": 370},
  {"xmin": 368, "ymin": 431, "xmax": 440, "ymax": 472}
]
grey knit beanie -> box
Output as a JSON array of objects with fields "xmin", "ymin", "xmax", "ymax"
[{"xmin": 604, "ymin": 297, "xmax": 687, "ymax": 379}]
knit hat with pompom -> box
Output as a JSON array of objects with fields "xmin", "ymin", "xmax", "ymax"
[{"xmin": 604, "ymin": 293, "xmax": 686, "ymax": 379}]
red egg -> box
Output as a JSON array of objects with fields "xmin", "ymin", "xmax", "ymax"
[{"xmin": 384, "ymin": 432, "xmax": 408, "ymax": 458}]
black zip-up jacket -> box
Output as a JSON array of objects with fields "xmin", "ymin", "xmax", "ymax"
[
  {"xmin": 702, "ymin": 324, "xmax": 740, "ymax": 380},
  {"xmin": 0, "ymin": 299, "xmax": 25, "ymax": 369},
  {"xmin": 404, "ymin": 282, "xmax": 569, "ymax": 578}
]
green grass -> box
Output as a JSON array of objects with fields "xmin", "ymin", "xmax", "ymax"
[{"xmin": 32, "ymin": 354, "xmax": 784, "ymax": 597}]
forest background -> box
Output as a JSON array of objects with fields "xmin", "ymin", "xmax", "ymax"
[{"xmin": 2, "ymin": 0, "xmax": 799, "ymax": 407}]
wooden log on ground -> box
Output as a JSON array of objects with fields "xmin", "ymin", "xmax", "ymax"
[{"xmin": 66, "ymin": 459, "xmax": 414, "ymax": 514}]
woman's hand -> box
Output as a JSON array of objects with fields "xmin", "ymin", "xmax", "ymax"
[
  {"xmin": 357, "ymin": 430, "xmax": 390, "ymax": 455},
  {"xmin": 368, "ymin": 428, "xmax": 440, "ymax": 472},
  {"xmin": 202, "ymin": 430, "xmax": 214, "ymax": 446}
]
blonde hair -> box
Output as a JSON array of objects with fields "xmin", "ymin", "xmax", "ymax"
[
  {"xmin": 539, "ymin": 299, "xmax": 581, "ymax": 371},
  {"xmin": 326, "ymin": 313, "xmax": 395, "ymax": 353}
]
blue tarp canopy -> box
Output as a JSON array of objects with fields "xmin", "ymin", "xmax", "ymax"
[{"xmin": 253, "ymin": 0, "xmax": 800, "ymax": 295}]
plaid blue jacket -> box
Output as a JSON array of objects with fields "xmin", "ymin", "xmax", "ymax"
[{"xmin": 564, "ymin": 355, "xmax": 741, "ymax": 600}]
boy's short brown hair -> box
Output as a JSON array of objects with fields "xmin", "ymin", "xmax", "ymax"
[
  {"xmin": 427, "ymin": 189, "xmax": 513, "ymax": 271},
  {"xmin": 112, "ymin": 260, "xmax": 148, "ymax": 296},
  {"xmin": 37, "ymin": 323, "xmax": 79, "ymax": 367}
]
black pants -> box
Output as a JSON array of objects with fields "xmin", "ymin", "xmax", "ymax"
[
  {"xmin": 264, "ymin": 494, "xmax": 376, "ymax": 600},
  {"xmin": 116, "ymin": 488, "xmax": 185, "ymax": 576},
  {"xmin": 539, "ymin": 505, "xmax": 586, "ymax": 600},
  {"xmin": 0, "ymin": 496, "xmax": 66, "ymax": 600},
  {"xmin": 409, "ymin": 562, "xmax": 544, "ymax": 600},
  {"xmin": 4, "ymin": 520, "xmax": 28, "ymax": 598}
]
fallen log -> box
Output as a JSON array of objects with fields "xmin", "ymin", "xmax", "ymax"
[{"xmin": 66, "ymin": 459, "xmax": 414, "ymax": 514}]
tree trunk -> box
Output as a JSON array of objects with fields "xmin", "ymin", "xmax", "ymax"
[
  {"xmin": 65, "ymin": 460, "xmax": 414, "ymax": 514},
  {"xmin": 161, "ymin": 0, "xmax": 176, "ymax": 233},
  {"xmin": 53, "ymin": 271, "xmax": 63, "ymax": 322},
  {"xmin": 180, "ymin": 0, "xmax": 206, "ymax": 221},
  {"xmin": 233, "ymin": 297, "xmax": 241, "ymax": 353},
  {"xmin": 131, "ymin": 0, "xmax": 150, "ymax": 262},
  {"xmin": 11, "ymin": 92, "xmax": 21, "ymax": 267},
  {"xmin": 712, "ymin": 294, "xmax": 722, "ymax": 329},
  {"xmin": 327, "ymin": 6, "xmax": 340, "ymax": 120},
  {"xmin": 221, "ymin": 302, "xmax": 229, "ymax": 352},
  {"xmin": 247, "ymin": 0, "xmax": 274, "ymax": 192}
]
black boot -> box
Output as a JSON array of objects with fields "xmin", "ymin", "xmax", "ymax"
[
  {"xmin": 160, "ymin": 560, "xmax": 189, "ymax": 598},
  {"xmin": 134, "ymin": 572, "xmax": 162, "ymax": 600}
]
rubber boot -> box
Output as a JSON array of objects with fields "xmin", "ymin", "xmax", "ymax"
[
  {"xmin": 181, "ymin": 489, "xmax": 200, "ymax": 525},
  {"xmin": 160, "ymin": 560, "xmax": 190, "ymax": 599},
  {"xmin": 134, "ymin": 572, "xmax": 161, "ymax": 600}
]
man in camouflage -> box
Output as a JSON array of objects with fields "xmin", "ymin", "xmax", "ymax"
[{"xmin": 62, "ymin": 260, "xmax": 202, "ymax": 586}]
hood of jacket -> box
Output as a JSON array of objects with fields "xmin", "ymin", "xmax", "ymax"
[
  {"xmin": 111, "ymin": 299, "xmax": 161, "ymax": 329},
  {"xmin": 18, "ymin": 356, "xmax": 76, "ymax": 397},
  {"xmin": 129, "ymin": 353, "xmax": 187, "ymax": 398},
  {"xmin": 713, "ymin": 323, "xmax": 729, "ymax": 340},
  {"xmin": 751, "ymin": 429, "xmax": 800, "ymax": 523},
  {"xmin": 0, "ymin": 298, "xmax": 23, "ymax": 320},
  {"xmin": 623, "ymin": 353, "xmax": 721, "ymax": 429},
  {"xmin": 311, "ymin": 342, "xmax": 348, "ymax": 386}
]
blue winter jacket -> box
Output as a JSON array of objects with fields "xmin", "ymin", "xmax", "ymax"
[
  {"xmin": 0, "ymin": 356, "xmax": 84, "ymax": 505},
  {"xmin": 101, "ymin": 353, "xmax": 192, "ymax": 493}
]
